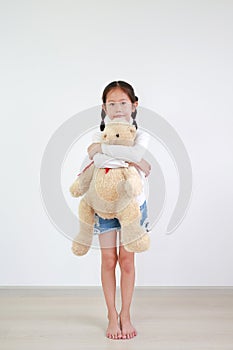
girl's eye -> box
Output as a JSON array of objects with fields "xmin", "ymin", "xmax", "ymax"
[
  {"xmin": 121, "ymin": 102, "xmax": 127, "ymax": 105},
  {"xmin": 110, "ymin": 103, "xmax": 115, "ymax": 107}
]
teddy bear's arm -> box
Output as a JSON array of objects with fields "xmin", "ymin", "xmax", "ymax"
[
  {"xmin": 121, "ymin": 167, "xmax": 143, "ymax": 197},
  {"xmin": 70, "ymin": 163, "xmax": 95, "ymax": 197}
]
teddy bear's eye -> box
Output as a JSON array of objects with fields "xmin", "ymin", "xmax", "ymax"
[{"xmin": 103, "ymin": 134, "xmax": 107, "ymax": 138}]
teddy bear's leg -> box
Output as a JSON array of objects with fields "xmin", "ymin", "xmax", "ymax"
[
  {"xmin": 72, "ymin": 198, "xmax": 95, "ymax": 256},
  {"xmin": 117, "ymin": 201, "xmax": 150, "ymax": 253}
]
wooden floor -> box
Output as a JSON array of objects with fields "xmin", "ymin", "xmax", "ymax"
[{"xmin": 0, "ymin": 288, "xmax": 233, "ymax": 350}]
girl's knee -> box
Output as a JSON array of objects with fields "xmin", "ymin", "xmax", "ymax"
[
  {"xmin": 101, "ymin": 252, "xmax": 118, "ymax": 270},
  {"xmin": 119, "ymin": 252, "xmax": 134, "ymax": 274}
]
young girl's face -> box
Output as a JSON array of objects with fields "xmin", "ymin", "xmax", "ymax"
[{"xmin": 103, "ymin": 87, "xmax": 138, "ymax": 122}]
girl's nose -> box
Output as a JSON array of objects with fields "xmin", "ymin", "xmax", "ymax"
[{"xmin": 116, "ymin": 104, "xmax": 122, "ymax": 112}]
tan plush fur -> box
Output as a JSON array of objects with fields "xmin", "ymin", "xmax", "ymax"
[{"xmin": 70, "ymin": 122, "xmax": 150, "ymax": 255}]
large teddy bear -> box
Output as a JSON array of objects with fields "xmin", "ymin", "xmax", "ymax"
[{"xmin": 70, "ymin": 122, "xmax": 150, "ymax": 256}]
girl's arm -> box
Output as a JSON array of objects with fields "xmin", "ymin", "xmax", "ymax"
[
  {"xmin": 101, "ymin": 131, "xmax": 150, "ymax": 163},
  {"xmin": 89, "ymin": 131, "xmax": 128, "ymax": 168},
  {"xmin": 89, "ymin": 130, "xmax": 151, "ymax": 175},
  {"xmin": 93, "ymin": 153, "xmax": 128, "ymax": 168},
  {"xmin": 128, "ymin": 159, "xmax": 151, "ymax": 177}
]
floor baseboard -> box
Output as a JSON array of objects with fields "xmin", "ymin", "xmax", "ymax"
[{"xmin": 0, "ymin": 285, "xmax": 233, "ymax": 297}]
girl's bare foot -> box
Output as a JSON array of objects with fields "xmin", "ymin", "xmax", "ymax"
[
  {"xmin": 119, "ymin": 312, "xmax": 137, "ymax": 339},
  {"xmin": 106, "ymin": 312, "xmax": 122, "ymax": 340}
]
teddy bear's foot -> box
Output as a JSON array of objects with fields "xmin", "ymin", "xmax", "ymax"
[
  {"xmin": 72, "ymin": 240, "xmax": 90, "ymax": 256},
  {"xmin": 124, "ymin": 234, "xmax": 150, "ymax": 253}
]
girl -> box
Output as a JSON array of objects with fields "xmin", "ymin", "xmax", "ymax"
[{"xmin": 87, "ymin": 81, "xmax": 151, "ymax": 340}]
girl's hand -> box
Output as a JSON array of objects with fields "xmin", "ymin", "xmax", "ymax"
[
  {"xmin": 129, "ymin": 159, "xmax": 151, "ymax": 177},
  {"xmin": 87, "ymin": 143, "xmax": 102, "ymax": 160}
]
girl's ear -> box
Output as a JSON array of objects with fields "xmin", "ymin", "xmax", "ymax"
[
  {"xmin": 102, "ymin": 103, "xmax": 107, "ymax": 113},
  {"xmin": 132, "ymin": 101, "xmax": 138, "ymax": 111}
]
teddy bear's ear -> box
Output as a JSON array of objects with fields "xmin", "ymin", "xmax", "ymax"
[{"xmin": 130, "ymin": 126, "xmax": 136, "ymax": 134}]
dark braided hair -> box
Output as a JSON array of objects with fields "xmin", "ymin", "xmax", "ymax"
[{"xmin": 100, "ymin": 81, "xmax": 138, "ymax": 131}]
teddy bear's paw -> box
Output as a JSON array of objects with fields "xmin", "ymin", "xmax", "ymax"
[
  {"xmin": 124, "ymin": 234, "xmax": 150, "ymax": 253},
  {"xmin": 71, "ymin": 242, "xmax": 90, "ymax": 256},
  {"xmin": 123, "ymin": 181, "xmax": 134, "ymax": 197},
  {"xmin": 69, "ymin": 183, "xmax": 82, "ymax": 197},
  {"xmin": 124, "ymin": 180, "xmax": 142, "ymax": 197},
  {"xmin": 70, "ymin": 190, "xmax": 81, "ymax": 197}
]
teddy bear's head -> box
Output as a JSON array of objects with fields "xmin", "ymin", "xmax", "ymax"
[{"xmin": 102, "ymin": 122, "xmax": 136, "ymax": 146}]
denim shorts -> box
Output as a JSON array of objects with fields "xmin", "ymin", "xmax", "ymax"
[{"xmin": 93, "ymin": 200, "xmax": 150, "ymax": 235}]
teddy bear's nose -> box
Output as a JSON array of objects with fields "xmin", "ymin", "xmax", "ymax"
[{"xmin": 116, "ymin": 133, "xmax": 119, "ymax": 137}]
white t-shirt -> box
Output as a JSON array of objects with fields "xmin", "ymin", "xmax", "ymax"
[{"xmin": 92, "ymin": 121, "xmax": 150, "ymax": 206}]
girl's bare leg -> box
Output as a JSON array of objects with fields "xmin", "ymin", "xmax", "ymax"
[
  {"xmin": 99, "ymin": 230, "xmax": 122, "ymax": 339},
  {"xmin": 118, "ymin": 239, "xmax": 137, "ymax": 339}
]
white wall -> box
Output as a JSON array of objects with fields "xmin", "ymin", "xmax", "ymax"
[{"xmin": 0, "ymin": 0, "xmax": 232, "ymax": 286}]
